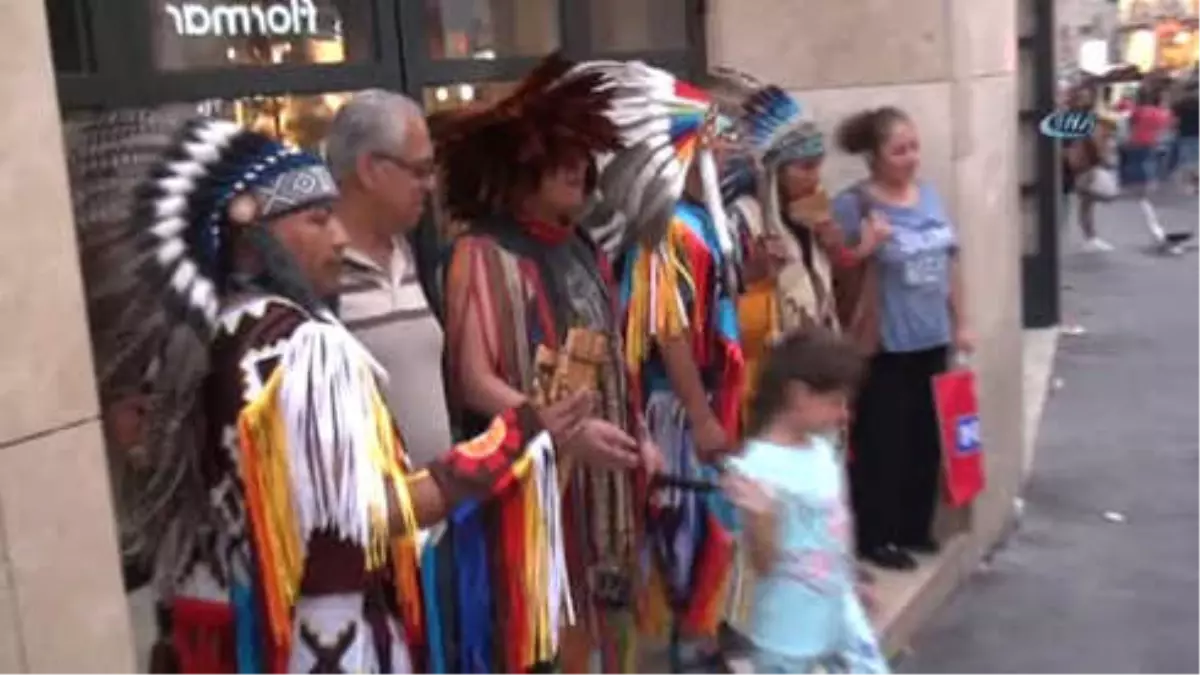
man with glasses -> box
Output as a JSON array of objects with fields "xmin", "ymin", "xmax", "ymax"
[{"xmin": 325, "ymin": 89, "xmax": 452, "ymax": 468}]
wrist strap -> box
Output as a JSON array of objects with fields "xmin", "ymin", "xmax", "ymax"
[{"xmin": 427, "ymin": 405, "xmax": 544, "ymax": 507}]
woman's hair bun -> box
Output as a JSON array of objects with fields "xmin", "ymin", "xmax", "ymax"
[{"xmin": 835, "ymin": 106, "xmax": 909, "ymax": 155}]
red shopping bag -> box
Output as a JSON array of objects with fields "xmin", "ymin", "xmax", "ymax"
[{"xmin": 933, "ymin": 368, "xmax": 986, "ymax": 506}]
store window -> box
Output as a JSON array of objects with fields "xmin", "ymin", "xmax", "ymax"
[
  {"xmin": 1125, "ymin": 29, "xmax": 1158, "ymax": 71},
  {"xmin": 421, "ymin": 80, "xmax": 516, "ymax": 113},
  {"xmin": 197, "ymin": 91, "xmax": 353, "ymax": 152},
  {"xmin": 423, "ymin": 0, "xmax": 559, "ymax": 60},
  {"xmin": 588, "ymin": 0, "xmax": 687, "ymax": 52},
  {"xmin": 1159, "ymin": 0, "xmax": 1191, "ymax": 18},
  {"xmin": 1120, "ymin": 0, "xmax": 1156, "ymax": 24},
  {"xmin": 46, "ymin": 0, "xmax": 91, "ymax": 73},
  {"xmin": 149, "ymin": 0, "xmax": 377, "ymax": 70}
]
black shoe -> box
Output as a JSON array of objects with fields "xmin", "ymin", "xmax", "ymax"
[
  {"xmin": 903, "ymin": 538, "xmax": 942, "ymax": 555},
  {"xmin": 860, "ymin": 544, "xmax": 918, "ymax": 570}
]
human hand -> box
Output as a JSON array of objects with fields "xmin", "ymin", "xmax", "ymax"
[
  {"xmin": 720, "ymin": 472, "xmax": 775, "ymax": 518},
  {"xmin": 954, "ymin": 325, "xmax": 976, "ymax": 356},
  {"xmin": 743, "ymin": 235, "xmax": 789, "ymax": 284},
  {"xmin": 637, "ymin": 438, "xmax": 666, "ymax": 475},
  {"xmin": 859, "ymin": 211, "xmax": 892, "ymax": 253},
  {"xmin": 564, "ymin": 418, "xmax": 640, "ymax": 471},
  {"xmin": 787, "ymin": 191, "xmax": 832, "ymax": 227},
  {"xmin": 693, "ymin": 415, "xmax": 732, "ymax": 463},
  {"xmin": 537, "ymin": 390, "xmax": 595, "ymax": 446}
]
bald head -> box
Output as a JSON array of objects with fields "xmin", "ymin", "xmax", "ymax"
[
  {"xmin": 325, "ymin": 89, "xmax": 424, "ymax": 182},
  {"xmin": 326, "ymin": 89, "xmax": 433, "ymax": 232}
]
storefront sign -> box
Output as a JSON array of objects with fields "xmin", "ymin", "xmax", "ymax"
[{"xmin": 164, "ymin": 1, "xmax": 319, "ymax": 38}]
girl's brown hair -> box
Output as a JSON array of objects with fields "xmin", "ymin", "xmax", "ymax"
[{"xmin": 748, "ymin": 326, "xmax": 865, "ymax": 434}]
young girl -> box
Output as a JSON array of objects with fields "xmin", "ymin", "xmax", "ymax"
[{"xmin": 722, "ymin": 328, "xmax": 890, "ymax": 674}]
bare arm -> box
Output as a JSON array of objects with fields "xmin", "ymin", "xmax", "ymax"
[
  {"xmin": 658, "ymin": 333, "xmax": 714, "ymax": 426},
  {"xmin": 948, "ymin": 254, "xmax": 966, "ymax": 331},
  {"xmin": 392, "ymin": 472, "xmax": 450, "ymax": 531},
  {"xmin": 658, "ymin": 333, "xmax": 729, "ymax": 461},
  {"xmin": 444, "ymin": 237, "xmax": 526, "ymax": 417},
  {"xmin": 814, "ymin": 219, "xmax": 872, "ymax": 268}
]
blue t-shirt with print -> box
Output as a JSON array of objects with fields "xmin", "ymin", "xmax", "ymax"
[
  {"xmin": 727, "ymin": 436, "xmax": 855, "ymax": 659},
  {"xmin": 831, "ymin": 182, "xmax": 957, "ymax": 353}
]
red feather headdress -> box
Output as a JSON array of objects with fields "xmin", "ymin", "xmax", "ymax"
[{"xmin": 430, "ymin": 52, "xmax": 622, "ymax": 222}]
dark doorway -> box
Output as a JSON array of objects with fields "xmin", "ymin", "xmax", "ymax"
[{"xmin": 1018, "ymin": 0, "xmax": 1062, "ymax": 328}]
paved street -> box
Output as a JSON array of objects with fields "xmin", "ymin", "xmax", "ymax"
[{"xmin": 900, "ymin": 193, "xmax": 1200, "ymax": 673}]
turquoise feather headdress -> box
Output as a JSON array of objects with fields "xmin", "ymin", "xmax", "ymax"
[{"xmin": 743, "ymin": 86, "xmax": 825, "ymax": 166}]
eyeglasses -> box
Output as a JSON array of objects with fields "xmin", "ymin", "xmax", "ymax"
[{"xmin": 372, "ymin": 152, "xmax": 437, "ymax": 182}]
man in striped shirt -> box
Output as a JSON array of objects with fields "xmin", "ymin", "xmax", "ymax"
[{"xmin": 325, "ymin": 90, "xmax": 451, "ymax": 468}]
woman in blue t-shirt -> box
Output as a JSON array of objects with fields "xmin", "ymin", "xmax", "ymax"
[{"xmin": 828, "ymin": 106, "xmax": 974, "ymax": 571}]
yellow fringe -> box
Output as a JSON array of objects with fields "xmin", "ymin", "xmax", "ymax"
[
  {"xmin": 623, "ymin": 222, "xmax": 697, "ymax": 378},
  {"xmin": 238, "ymin": 368, "xmax": 304, "ymax": 649},
  {"xmin": 636, "ymin": 565, "xmax": 674, "ymax": 641},
  {"xmin": 237, "ymin": 359, "xmax": 421, "ymax": 657}
]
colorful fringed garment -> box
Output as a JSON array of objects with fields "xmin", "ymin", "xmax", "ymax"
[
  {"xmin": 442, "ymin": 218, "xmax": 644, "ymax": 673},
  {"xmin": 167, "ymin": 293, "xmax": 569, "ymax": 673},
  {"xmin": 620, "ymin": 198, "xmax": 745, "ymax": 645}
]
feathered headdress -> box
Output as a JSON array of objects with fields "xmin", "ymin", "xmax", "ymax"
[
  {"xmin": 743, "ymin": 86, "xmax": 824, "ymax": 167},
  {"xmin": 701, "ymin": 66, "xmax": 764, "ymax": 125},
  {"xmin": 698, "ymin": 67, "xmax": 767, "ymax": 204},
  {"xmin": 576, "ymin": 60, "xmax": 739, "ymax": 258},
  {"xmin": 430, "ymin": 52, "xmax": 622, "ymax": 223},
  {"xmin": 67, "ymin": 111, "xmax": 338, "ymax": 582}
]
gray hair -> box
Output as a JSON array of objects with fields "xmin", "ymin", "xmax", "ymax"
[{"xmin": 324, "ymin": 89, "xmax": 423, "ymax": 181}]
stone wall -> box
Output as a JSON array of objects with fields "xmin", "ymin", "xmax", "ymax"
[
  {"xmin": 0, "ymin": 2, "xmax": 134, "ymax": 671},
  {"xmin": 707, "ymin": 0, "xmax": 1025, "ymax": 575}
]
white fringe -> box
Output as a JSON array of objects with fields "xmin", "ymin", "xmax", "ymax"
[
  {"xmin": 698, "ymin": 148, "xmax": 733, "ymax": 258},
  {"xmin": 530, "ymin": 430, "xmax": 575, "ymax": 650},
  {"xmin": 276, "ymin": 320, "xmax": 391, "ymax": 552}
]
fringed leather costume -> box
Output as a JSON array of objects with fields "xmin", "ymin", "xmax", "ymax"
[
  {"xmin": 577, "ymin": 61, "xmax": 745, "ymax": 657},
  {"xmin": 70, "ymin": 113, "xmax": 571, "ymax": 673},
  {"xmin": 434, "ymin": 54, "xmax": 645, "ymax": 673}
]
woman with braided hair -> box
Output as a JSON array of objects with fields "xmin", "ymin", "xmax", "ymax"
[{"xmin": 68, "ymin": 110, "xmax": 605, "ymax": 673}]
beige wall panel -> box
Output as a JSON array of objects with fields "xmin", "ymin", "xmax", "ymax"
[
  {"xmin": 0, "ymin": 1, "xmax": 100, "ymax": 446},
  {"xmin": 0, "ymin": 421, "xmax": 133, "ymax": 672},
  {"xmin": 708, "ymin": 0, "xmax": 950, "ymax": 90}
]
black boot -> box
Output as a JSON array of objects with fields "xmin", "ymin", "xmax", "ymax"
[{"xmin": 860, "ymin": 543, "xmax": 917, "ymax": 570}]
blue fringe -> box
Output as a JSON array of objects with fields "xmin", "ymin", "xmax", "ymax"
[
  {"xmin": 452, "ymin": 506, "xmax": 493, "ymax": 673},
  {"xmin": 422, "ymin": 537, "xmax": 447, "ymax": 673},
  {"xmin": 231, "ymin": 581, "xmax": 263, "ymax": 674}
]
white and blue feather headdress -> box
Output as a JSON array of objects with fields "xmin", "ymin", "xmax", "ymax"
[{"xmin": 743, "ymin": 86, "xmax": 825, "ymax": 167}]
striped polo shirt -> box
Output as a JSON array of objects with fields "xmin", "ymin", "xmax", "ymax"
[{"xmin": 339, "ymin": 238, "xmax": 452, "ymax": 468}]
